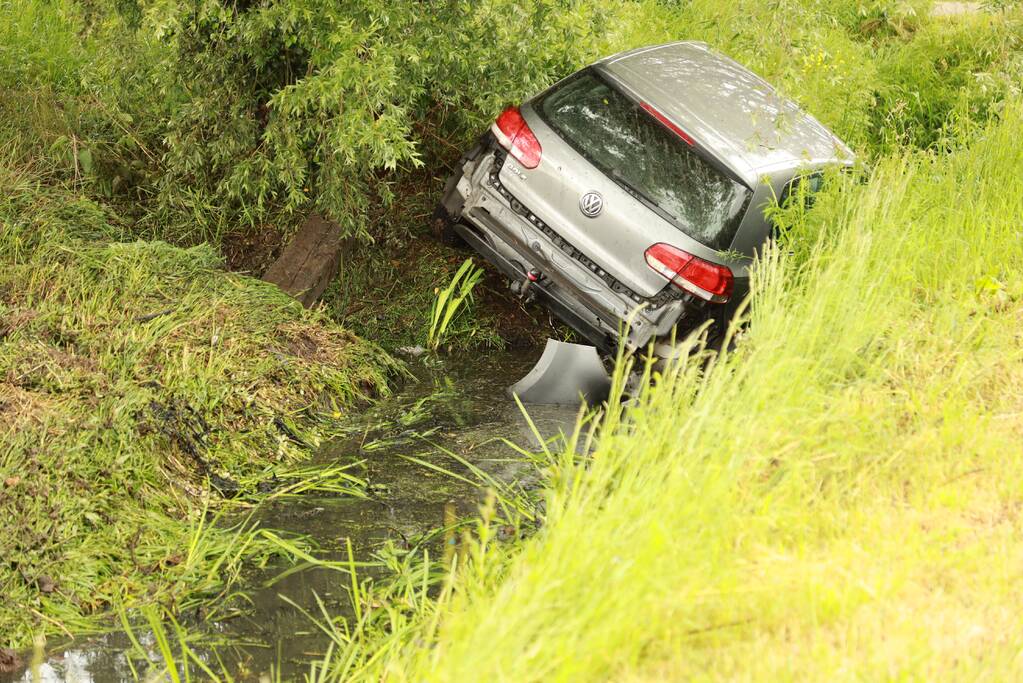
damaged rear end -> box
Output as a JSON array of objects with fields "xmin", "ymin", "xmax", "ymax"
[
  {"xmin": 437, "ymin": 42, "xmax": 853, "ymax": 405},
  {"xmin": 438, "ymin": 66, "xmax": 753, "ymax": 358}
]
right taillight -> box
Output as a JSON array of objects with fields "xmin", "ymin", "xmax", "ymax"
[
  {"xmin": 491, "ymin": 106, "xmax": 542, "ymax": 169},
  {"xmin": 644, "ymin": 243, "xmax": 733, "ymax": 303}
]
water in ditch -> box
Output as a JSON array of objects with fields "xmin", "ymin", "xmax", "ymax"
[{"xmin": 2, "ymin": 349, "xmax": 582, "ymax": 682}]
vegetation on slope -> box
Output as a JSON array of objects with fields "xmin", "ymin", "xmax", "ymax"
[
  {"xmin": 282, "ymin": 2, "xmax": 1023, "ymax": 680},
  {"xmin": 3, "ymin": 0, "xmax": 1023, "ymax": 673},
  {"xmin": 0, "ymin": 153, "xmax": 397, "ymax": 645},
  {"xmin": 0, "ymin": 0, "xmax": 610, "ymax": 243}
]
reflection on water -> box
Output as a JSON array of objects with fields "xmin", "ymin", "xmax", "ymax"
[{"xmin": 2, "ymin": 350, "xmax": 582, "ymax": 683}]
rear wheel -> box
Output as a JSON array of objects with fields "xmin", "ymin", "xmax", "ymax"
[{"xmin": 431, "ymin": 204, "xmax": 467, "ymax": 248}]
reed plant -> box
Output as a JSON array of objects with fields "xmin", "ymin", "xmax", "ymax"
[{"xmin": 426, "ymin": 259, "xmax": 484, "ymax": 352}]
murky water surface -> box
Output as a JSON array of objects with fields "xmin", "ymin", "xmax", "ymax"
[{"xmin": 3, "ymin": 350, "xmax": 579, "ymax": 682}]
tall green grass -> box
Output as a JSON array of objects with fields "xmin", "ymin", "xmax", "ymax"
[
  {"xmin": 312, "ymin": 101, "xmax": 1023, "ymax": 679},
  {"xmin": 870, "ymin": 9, "xmax": 1023, "ymax": 152},
  {"xmin": 4, "ymin": 0, "xmax": 1023, "ymax": 669}
]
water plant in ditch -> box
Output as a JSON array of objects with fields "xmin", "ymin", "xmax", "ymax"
[{"xmin": 426, "ymin": 258, "xmax": 484, "ymax": 352}]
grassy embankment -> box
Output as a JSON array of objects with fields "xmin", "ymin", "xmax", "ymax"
[
  {"xmin": 369, "ymin": 102, "xmax": 1023, "ymax": 681},
  {"xmin": 0, "ymin": 6, "xmax": 403, "ymax": 649},
  {"xmin": 0, "ymin": 154, "xmax": 401, "ymax": 647},
  {"xmin": 4, "ymin": 0, "xmax": 1023, "ymax": 671},
  {"xmin": 0, "ymin": 0, "xmax": 603, "ymax": 649}
]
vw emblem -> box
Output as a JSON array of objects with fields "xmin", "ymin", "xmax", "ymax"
[{"xmin": 579, "ymin": 191, "xmax": 604, "ymax": 218}]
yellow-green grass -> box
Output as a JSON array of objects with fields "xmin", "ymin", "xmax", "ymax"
[
  {"xmin": 323, "ymin": 100, "xmax": 1023, "ymax": 680},
  {"xmin": 4, "ymin": 0, "xmax": 1023, "ymax": 668}
]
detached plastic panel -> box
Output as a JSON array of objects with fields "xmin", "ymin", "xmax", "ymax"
[{"xmin": 508, "ymin": 339, "xmax": 611, "ymax": 406}]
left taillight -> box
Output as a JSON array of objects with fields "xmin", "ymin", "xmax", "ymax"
[
  {"xmin": 644, "ymin": 243, "xmax": 733, "ymax": 303},
  {"xmin": 491, "ymin": 106, "xmax": 542, "ymax": 169}
]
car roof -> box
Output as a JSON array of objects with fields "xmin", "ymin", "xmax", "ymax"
[{"xmin": 596, "ymin": 41, "xmax": 853, "ymax": 187}]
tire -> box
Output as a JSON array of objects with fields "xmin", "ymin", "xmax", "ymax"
[{"xmin": 431, "ymin": 204, "xmax": 468, "ymax": 248}]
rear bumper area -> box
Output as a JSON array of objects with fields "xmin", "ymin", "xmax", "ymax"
[
  {"xmin": 452, "ymin": 222, "xmax": 614, "ymax": 352},
  {"xmin": 445, "ymin": 147, "xmax": 693, "ymax": 353}
]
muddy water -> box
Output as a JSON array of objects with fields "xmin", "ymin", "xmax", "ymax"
[{"xmin": 3, "ymin": 350, "xmax": 580, "ymax": 682}]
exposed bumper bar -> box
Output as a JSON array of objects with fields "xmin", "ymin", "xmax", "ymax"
[{"xmin": 452, "ymin": 222, "xmax": 614, "ymax": 352}]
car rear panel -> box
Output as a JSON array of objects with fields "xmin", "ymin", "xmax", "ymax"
[
  {"xmin": 454, "ymin": 145, "xmax": 692, "ymax": 349},
  {"xmin": 504, "ymin": 115, "xmax": 745, "ymax": 302},
  {"xmin": 505, "ymin": 106, "xmax": 686, "ymax": 298},
  {"xmin": 454, "ymin": 68, "xmax": 759, "ymax": 347}
]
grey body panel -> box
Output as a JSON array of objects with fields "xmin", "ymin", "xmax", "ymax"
[
  {"xmin": 454, "ymin": 150, "xmax": 683, "ymax": 349},
  {"xmin": 511, "ymin": 104, "xmax": 717, "ymax": 297},
  {"xmin": 507, "ymin": 339, "xmax": 611, "ymax": 406}
]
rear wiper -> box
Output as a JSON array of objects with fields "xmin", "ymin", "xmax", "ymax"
[{"xmin": 610, "ymin": 171, "xmax": 676, "ymax": 221}]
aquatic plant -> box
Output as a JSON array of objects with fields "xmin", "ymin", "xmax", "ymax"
[{"xmin": 426, "ymin": 258, "xmax": 484, "ymax": 352}]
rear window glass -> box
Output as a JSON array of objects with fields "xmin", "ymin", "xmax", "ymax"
[{"xmin": 538, "ymin": 70, "xmax": 752, "ymax": 251}]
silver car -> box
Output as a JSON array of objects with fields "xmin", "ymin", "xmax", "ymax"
[{"xmin": 437, "ymin": 41, "xmax": 853, "ymax": 359}]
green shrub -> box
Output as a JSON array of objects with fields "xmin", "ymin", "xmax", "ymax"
[
  {"xmin": 6, "ymin": 0, "xmax": 1019, "ymax": 248},
  {"xmin": 832, "ymin": 0, "xmax": 930, "ymax": 40},
  {"xmin": 118, "ymin": 0, "xmax": 610, "ymax": 242}
]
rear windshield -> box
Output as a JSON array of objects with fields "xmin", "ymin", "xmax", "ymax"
[{"xmin": 538, "ymin": 70, "xmax": 752, "ymax": 251}]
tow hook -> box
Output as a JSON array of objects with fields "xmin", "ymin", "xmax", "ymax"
[{"xmin": 511, "ymin": 269, "xmax": 541, "ymax": 303}]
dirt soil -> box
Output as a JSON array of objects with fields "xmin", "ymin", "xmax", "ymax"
[{"xmin": 222, "ymin": 221, "xmax": 291, "ymax": 275}]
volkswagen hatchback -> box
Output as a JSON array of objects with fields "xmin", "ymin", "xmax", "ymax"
[{"xmin": 436, "ymin": 41, "xmax": 853, "ymax": 359}]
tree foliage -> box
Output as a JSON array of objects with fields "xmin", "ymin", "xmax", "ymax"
[
  {"xmin": 4, "ymin": 0, "xmax": 1020, "ymax": 245},
  {"xmin": 98, "ymin": 0, "xmax": 610, "ymax": 240}
]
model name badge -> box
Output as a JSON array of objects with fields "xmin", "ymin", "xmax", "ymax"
[{"xmin": 507, "ymin": 164, "xmax": 527, "ymax": 181}]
